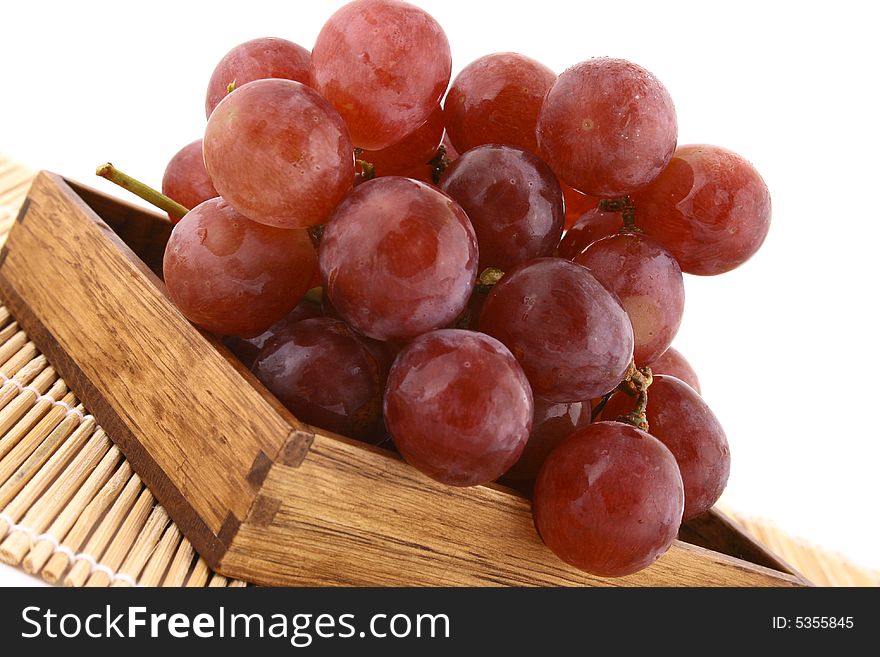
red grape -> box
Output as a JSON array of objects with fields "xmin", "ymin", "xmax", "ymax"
[
  {"xmin": 443, "ymin": 52, "xmax": 555, "ymax": 155},
  {"xmin": 561, "ymin": 183, "xmax": 600, "ymax": 230},
  {"xmin": 479, "ymin": 258, "xmax": 634, "ymax": 402},
  {"xmin": 161, "ymin": 139, "xmax": 218, "ymax": 224},
  {"xmin": 163, "ymin": 198, "xmax": 316, "ymax": 337},
  {"xmin": 504, "ymin": 397, "xmax": 592, "ymax": 483},
  {"xmin": 646, "ymin": 347, "xmax": 700, "ymax": 393},
  {"xmin": 319, "ymin": 177, "xmax": 478, "ymax": 341},
  {"xmin": 252, "ymin": 317, "xmax": 384, "ymax": 441},
  {"xmin": 557, "ymin": 207, "xmax": 623, "ymax": 259},
  {"xmin": 537, "ymin": 58, "xmax": 677, "ymax": 197},
  {"xmin": 203, "ymin": 78, "xmax": 354, "ymax": 229},
  {"xmin": 384, "ymin": 329, "xmax": 533, "ymax": 486},
  {"xmin": 360, "ymin": 105, "xmax": 444, "ymax": 178},
  {"xmin": 574, "ymin": 233, "xmax": 684, "ymax": 365},
  {"xmin": 439, "ymin": 144, "xmax": 564, "ymax": 270},
  {"xmin": 601, "ymin": 375, "xmax": 729, "ymax": 520},
  {"xmin": 310, "ymin": 0, "xmax": 451, "ymax": 150},
  {"xmin": 205, "ymin": 37, "xmax": 310, "ymax": 118},
  {"xmin": 222, "ymin": 298, "xmax": 322, "ymax": 369},
  {"xmin": 533, "ymin": 421, "xmax": 684, "ymax": 577},
  {"xmin": 632, "ymin": 144, "xmax": 771, "ymax": 275}
]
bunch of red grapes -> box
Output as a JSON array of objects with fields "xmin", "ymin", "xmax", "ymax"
[{"xmin": 156, "ymin": 0, "xmax": 770, "ymax": 578}]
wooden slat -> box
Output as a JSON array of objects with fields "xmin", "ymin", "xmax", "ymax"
[
  {"xmin": 0, "ymin": 172, "xmax": 309, "ymax": 564},
  {"xmin": 223, "ymin": 431, "xmax": 802, "ymax": 587}
]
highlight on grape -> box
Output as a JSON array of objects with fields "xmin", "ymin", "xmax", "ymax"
[{"xmin": 99, "ymin": 0, "xmax": 771, "ymax": 579}]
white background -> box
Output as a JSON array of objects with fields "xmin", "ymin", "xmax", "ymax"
[{"xmin": 1, "ymin": 0, "xmax": 878, "ymax": 585}]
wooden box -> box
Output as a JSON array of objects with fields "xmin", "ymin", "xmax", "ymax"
[{"xmin": 0, "ymin": 172, "xmax": 807, "ymax": 586}]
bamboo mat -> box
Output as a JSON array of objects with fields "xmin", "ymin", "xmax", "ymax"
[{"xmin": 0, "ymin": 154, "xmax": 876, "ymax": 587}]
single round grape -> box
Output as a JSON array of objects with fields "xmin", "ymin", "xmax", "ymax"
[
  {"xmin": 252, "ymin": 317, "xmax": 384, "ymax": 441},
  {"xmin": 439, "ymin": 145, "xmax": 563, "ymax": 270},
  {"xmin": 163, "ymin": 198, "xmax": 316, "ymax": 337},
  {"xmin": 443, "ymin": 52, "xmax": 555, "ymax": 155},
  {"xmin": 601, "ymin": 375, "xmax": 729, "ymax": 520},
  {"xmin": 222, "ymin": 298, "xmax": 322, "ymax": 369},
  {"xmin": 537, "ymin": 58, "xmax": 677, "ymax": 197},
  {"xmin": 361, "ymin": 105, "xmax": 444, "ymax": 178},
  {"xmin": 504, "ymin": 397, "xmax": 592, "ymax": 483},
  {"xmin": 384, "ymin": 329, "xmax": 533, "ymax": 486},
  {"xmin": 205, "ymin": 37, "xmax": 310, "ymax": 118},
  {"xmin": 204, "ymin": 78, "xmax": 354, "ymax": 229},
  {"xmin": 632, "ymin": 144, "xmax": 771, "ymax": 275},
  {"xmin": 320, "ymin": 177, "xmax": 478, "ymax": 341},
  {"xmin": 646, "ymin": 347, "xmax": 700, "ymax": 393},
  {"xmin": 574, "ymin": 233, "xmax": 684, "ymax": 365},
  {"xmin": 533, "ymin": 421, "xmax": 684, "ymax": 577},
  {"xmin": 310, "ymin": 0, "xmax": 451, "ymax": 150},
  {"xmin": 161, "ymin": 139, "xmax": 218, "ymax": 224},
  {"xmin": 561, "ymin": 183, "xmax": 600, "ymax": 230},
  {"xmin": 479, "ymin": 258, "xmax": 634, "ymax": 402},
  {"xmin": 557, "ymin": 207, "xmax": 623, "ymax": 259}
]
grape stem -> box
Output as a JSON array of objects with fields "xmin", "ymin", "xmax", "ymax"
[
  {"xmin": 615, "ymin": 363, "xmax": 653, "ymax": 431},
  {"xmin": 429, "ymin": 144, "xmax": 450, "ymax": 184},
  {"xmin": 95, "ymin": 163, "xmax": 189, "ymax": 221},
  {"xmin": 477, "ymin": 267, "xmax": 504, "ymax": 289},
  {"xmin": 355, "ymin": 159, "xmax": 376, "ymax": 181},
  {"xmin": 599, "ymin": 196, "xmax": 640, "ymax": 233}
]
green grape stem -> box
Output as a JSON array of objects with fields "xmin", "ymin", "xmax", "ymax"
[
  {"xmin": 95, "ymin": 163, "xmax": 189, "ymax": 221},
  {"xmin": 355, "ymin": 159, "xmax": 376, "ymax": 181}
]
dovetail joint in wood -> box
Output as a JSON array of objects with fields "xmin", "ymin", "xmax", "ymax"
[
  {"xmin": 246, "ymin": 450, "xmax": 273, "ymax": 488},
  {"xmin": 279, "ymin": 430, "xmax": 315, "ymax": 467}
]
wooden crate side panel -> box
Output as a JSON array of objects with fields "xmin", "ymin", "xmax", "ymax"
[
  {"xmin": 0, "ymin": 172, "xmax": 308, "ymax": 561},
  {"xmin": 222, "ymin": 432, "xmax": 803, "ymax": 587}
]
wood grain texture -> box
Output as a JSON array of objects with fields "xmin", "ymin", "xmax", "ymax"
[
  {"xmin": 0, "ymin": 171, "xmax": 807, "ymax": 586},
  {"xmin": 0, "ymin": 172, "xmax": 310, "ymax": 565},
  {"xmin": 223, "ymin": 431, "xmax": 802, "ymax": 587},
  {"xmin": 680, "ymin": 508, "xmax": 807, "ymax": 581}
]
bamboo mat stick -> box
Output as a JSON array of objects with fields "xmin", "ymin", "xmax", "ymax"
[
  {"xmin": 84, "ymin": 488, "xmax": 154, "ymax": 587},
  {"xmin": 40, "ymin": 460, "xmax": 132, "ymax": 583},
  {"xmin": 138, "ymin": 523, "xmax": 182, "ymax": 587},
  {"xmin": 162, "ymin": 537, "xmax": 196, "ymax": 587},
  {"xmin": 0, "ymin": 330, "xmax": 27, "ymax": 365},
  {"xmin": 110, "ymin": 505, "xmax": 169, "ymax": 587},
  {"xmin": 0, "ymin": 355, "xmax": 48, "ymax": 410},
  {"xmin": 13, "ymin": 355, "xmax": 49, "ymax": 382},
  {"xmin": 0, "ymin": 378, "xmax": 68, "ymax": 460},
  {"xmin": 24, "ymin": 444, "xmax": 121, "ymax": 574},
  {"xmin": 1, "ymin": 343, "xmax": 38, "ymax": 376},
  {"xmin": 207, "ymin": 573, "xmax": 228, "ymax": 587},
  {"xmin": 185, "ymin": 556, "xmax": 211, "ymax": 587},
  {"xmin": 0, "ymin": 322, "xmax": 21, "ymax": 354},
  {"xmin": 0, "ymin": 307, "xmax": 10, "ymax": 328},
  {"xmin": 0, "ymin": 393, "xmax": 79, "ymax": 484},
  {"xmin": 0, "ymin": 412, "xmax": 94, "ymax": 536},
  {"xmin": 228, "ymin": 579, "xmax": 248, "ymax": 587},
  {"xmin": 0, "ymin": 428, "xmax": 110, "ymax": 564},
  {"xmin": 64, "ymin": 473, "xmax": 142, "ymax": 587}
]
